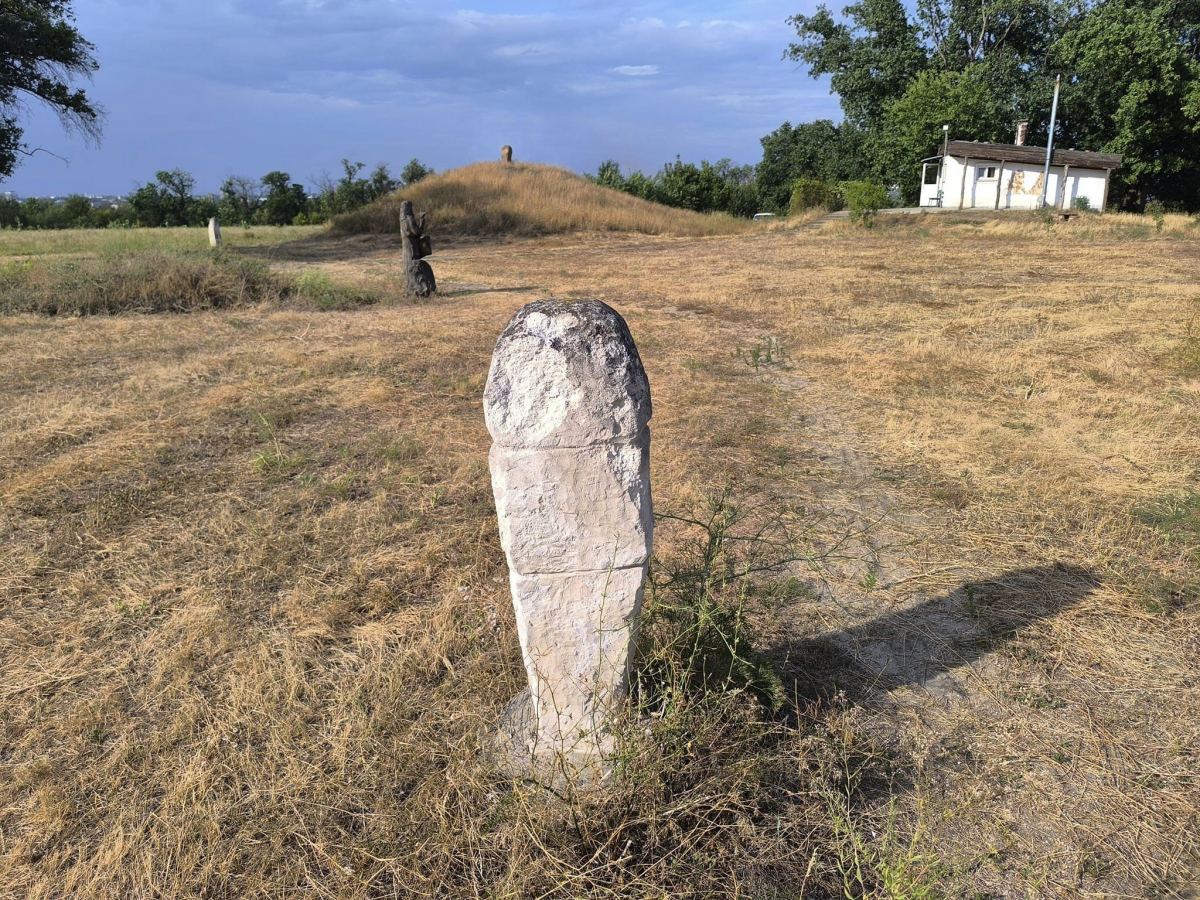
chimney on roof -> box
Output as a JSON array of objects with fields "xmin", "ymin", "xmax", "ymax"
[{"xmin": 1015, "ymin": 120, "xmax": 1030, "ymax": 146}]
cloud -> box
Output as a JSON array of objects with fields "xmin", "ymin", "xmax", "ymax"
[
  {"xmin": 612, "ymin": 65, "xmax": 660, "ymax": 77},
  {"xmin": 6, "ymin": 0, "xmax": 842, "ymax": 196}
]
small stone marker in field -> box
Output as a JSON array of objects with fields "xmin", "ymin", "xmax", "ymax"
[
  {"xmin": 485, "ymin": 299, "xmax": 653, "ymax": 778},
  {"xmin": 399, "ymin": 200, "xmax": 436, "ymax": 297},
  {"xmin": 501, "ymin": 145, "xmax": 513, "ymax": 163},
  {"xmin": 208, "ymin": 217, "xmax": 221, "ymax": 248}
]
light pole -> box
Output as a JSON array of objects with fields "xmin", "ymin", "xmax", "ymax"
[{"xmin": 938, "ymin": 124, "xmax": 950, "ymax": 206}]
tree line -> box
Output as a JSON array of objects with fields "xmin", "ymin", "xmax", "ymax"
[
  {"xmin": 588, "ymin": 157, "xmax": 761, "ymax": 218},
  {"xmin": 0, "ymin": 158, "xmax": 432, "ymax": 230}
]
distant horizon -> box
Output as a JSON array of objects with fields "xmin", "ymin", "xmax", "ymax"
[
  {"xmin": 3, "ymin": 1, "xmax": 839, "ymax": 199},
  {"xmin": 2, "ymin": 155, "xmax": 782, "ymax": 201}
]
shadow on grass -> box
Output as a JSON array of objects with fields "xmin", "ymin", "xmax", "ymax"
[
  {"xmin": 437, "ymin": 285, "xmax": 536, "ymax": 298},
  {"xmin": 231, "ymin": 233, "xmax": 403, "ymax": 264},
  {"xmin": 776, "ymin": 562, "xmax": 1098, "ymax": 708}
]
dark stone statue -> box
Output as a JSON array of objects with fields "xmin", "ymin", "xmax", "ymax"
[{"xmin": 400, "ymin": 199, "xmax": 436, "ymax": 297}]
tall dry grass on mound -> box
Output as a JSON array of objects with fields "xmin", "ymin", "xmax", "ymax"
[{"xmin": 332, "ymin": 162, "xmax": 750, "ymax": 238}]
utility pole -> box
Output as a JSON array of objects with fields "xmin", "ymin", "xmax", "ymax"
[{"xmin": 1039, "ymin": 75, "xmax": 1061, "ymax": 209}]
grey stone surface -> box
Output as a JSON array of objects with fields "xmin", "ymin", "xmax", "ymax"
[
  {"xmin": 490, "ymin": 433, "xmax": 651, "ymax": 574},
  {"xmin": 405, "ymin": 259, "xmax": 436, "ymax": 298},
  {"xmin": 501, "ymin": 145, "xmax": 513, "ymax": 163},
  {"xmin": 484, "ymin": 299, "xmax": 651, "ymax": 450},
  {"xmin": 208, "ymin": 217, "xmax": 221, "ymax": 248},
  {"xmin": 509, "ymin": 565, "xmax": 648, "ymax": 736},
  {"xmin": 485, "ymin": 299, "xmax": 652, "ymax": 773}
]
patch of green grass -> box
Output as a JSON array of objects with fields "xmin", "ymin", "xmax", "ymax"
[
  {"xmin": 322, "ymin": 474, "xmax": 358, "ymax": 500},
  {"xmin": 251, "ymin": 412, "xmax": 306, "ymax": 478},
  {"xmin": 1141, "ymin": 575, "xmax": 1199, "ymax": 615},
  {"xmin": 294, "ymin": 269, "xmax": 379, "ymax": 310},
  {"xmin": 1134, "ymin": 493, "xmax": 1200, "ymax": 552},
  {"xmin": 382, "ymin": 435, "xmax": 424, "ymax": 464},
  {"xmin": 829, "ymin": 796, "xmax": 951, "ymax": 900}
]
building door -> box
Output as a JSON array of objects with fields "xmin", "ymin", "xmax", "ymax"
[{"xmin": 919, "ymin": 162, "xmax": 942, "ymax": 207}]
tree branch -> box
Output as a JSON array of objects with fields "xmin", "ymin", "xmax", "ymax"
[{"xmin": 16, "ymin": 145, "xmax": 69, "ymax": 165}]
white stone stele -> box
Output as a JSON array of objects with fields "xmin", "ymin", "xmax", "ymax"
[
  {"xmin": 208, "ymin": 217, "xmax": 222, "ymax": 248},
  {"xmin": 484, "ymin": 299, "xmax": 652, "ymax": 779}
]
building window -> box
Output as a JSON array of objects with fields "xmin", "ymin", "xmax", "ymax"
[
  {"xmin": 977, "ymin": 165, "xmax": 997, "ymax": 180},
  {"xmin": 923, "ymin": 165, "xmax": 940, "ymax": 185}
]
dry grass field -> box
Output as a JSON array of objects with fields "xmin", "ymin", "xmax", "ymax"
[{"xmin": 1, "ymin": 200, "xmax": 1198, "ymax": 898}]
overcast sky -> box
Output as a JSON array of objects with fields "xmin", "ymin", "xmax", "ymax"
[{"xmin": 7, "ymin": 0, "xmax": 840, "ymax": 196}]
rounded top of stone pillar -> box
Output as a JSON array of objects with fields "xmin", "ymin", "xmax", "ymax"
[{"xmin": 485, "ymin": 299, "xmax": 651, "ymax": 449}]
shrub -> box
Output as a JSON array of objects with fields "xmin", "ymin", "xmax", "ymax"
[
  {"xmin": 1073, "ymin": 196, "xmax": 1092, "ymax": 212},
  {"xmin": 788, "ymin": 178, "xmax": 843, "ymax": 214},
  {"xmin": 0, "ymin": 253, "xmax": 387, "ymax": 316},
  {"xmin": 1146, "ymin": 200, "xmax": 1166, "ymax": 233},
  {"xmin": 841, "ymin": 181, "xmax": 890, "ymax": 226},
  {"xmin": 0, "ymin": 252, "xmax": 286, "ymax": 316}
]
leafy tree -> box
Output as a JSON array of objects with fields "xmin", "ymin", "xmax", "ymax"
[
  {"xmin": 1055, "ymin": 0, "xmax": 1200, "ymax": 210},
  {"xmin": 259, "ymin": 170, "xmax": 307, "ymax": 225},
  {"xmin": 786, "ymin": 0, "xmax": 926, "ymax": 130},
  {"xmin": 757, "ymin": 119, "xmax": 869, "ymax": 211},
  {"xmin": 218, "ymin": 175, "xmax": 262, "ymax": 225},
  {"xmin": 842, "ymin": 180, "xmax": 890, "ymax": 224},
  {"xmin": 401, "ymin": 158, "xmax": 432, "ymax": 185},
  {"xmin": 127, "ymin": 183, "xmax": 166, "ymax": 227},
  {"xmin": 622, "ymin": 169, "xmax": 659, "ymax": 202},
  {"xmin": 0, "ymin": 195, "xmax": 18, "ymax": 226},
  {"xmin": 789, "ymin": 178, "xmax": 843, "ymax": 212},
  {"xmin": 368, "ymin": 162, "xmax": 399, "ymax": 200},
  {"xmin": 873, "ymin": 66, "xmax": 1010, "ymax": 203},
  {"xmin": 59, "ymin": 193, "xmax": 92, "ymax": 225},
  {"xmin": 0, "ymin": 0, "xmax": 101, "ymax": 181},
  {"xmin": 188, "ymin": 194, "xmax": 218, "ymax": 226},
  {"xmin": 594, "ymin": 159, "xmax": 624, "ymax": 189},
  {"xmin": 127, "ymin": 169, "xmax": 205, "ymax": 227},
  {"xmin": 325, "ymin": 160, "xmax": 370, "ymax": 214},
  {"xmin": 588, "ymin": 157, "xmax": 760, "ymax": 217},
  {"xmin": 155, "ymin": 168, "xmax": 196, "ymax": 225}
]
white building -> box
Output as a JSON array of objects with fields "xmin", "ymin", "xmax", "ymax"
[{"xmin": 920, "ymin": 129, "xmax": 1122, "ymax": 212}]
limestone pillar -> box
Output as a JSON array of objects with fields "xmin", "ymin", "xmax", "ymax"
[
  {"xmin": 208, "ymin": 217, "xmax": 221, "ymax": 248},
  {"xmin": 485, "ymin": 299, "xmax": 652, "ymax": 771}
]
